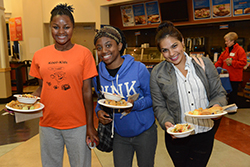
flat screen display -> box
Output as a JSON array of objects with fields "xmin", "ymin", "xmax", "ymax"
[{"xmin": 160, "ymin": 0, "xmax": 189, "ymax": 22}]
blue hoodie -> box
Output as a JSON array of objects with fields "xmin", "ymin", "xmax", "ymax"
[{"xmin": 93, "ymin": 54, "xmax": 155, "ymax": 137}]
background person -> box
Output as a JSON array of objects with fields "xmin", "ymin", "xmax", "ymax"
[
  {"xmin": 150, "ymin": 21, "xmax": 227, "ymax": 167},
  {"xmin": 29, "ymin": 4, "xmax": 98, "ymax": 167},
  {"xmin": 92, "ymin": 25, "xmax": 157, "ymax": 167},
  {"xmin": 215, "ymin": 32, "xmax": 247, "ymax": 105}
]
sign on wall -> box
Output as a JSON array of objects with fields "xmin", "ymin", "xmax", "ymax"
[
  {"xmin": 121, "ymin": 5, "xmax": 135, "ymax": 27},
  {"xmin": 233, "ymin": 0, "xmax": 250, "ymax": 16},
  {"xmin": 145, "ymin": 1, "xmax": 161, "ymax": 24},
  {"xmin": 120, "ymin": 1, "xmax": 160, "ymax": 27},
  {"xmin": 9, "ymin": 17, "xmax": 23, "ymax": 41},
  {"xmin": 212, "ymin": 0, "xmax": 231, "ymax": 18},
  {"xmin": 133, "ymin": 3, "xmax": 147, "ymax": 26},
  {"xmin": 193, "ymin": 0, "xmax": 211, "ymax": 20}
]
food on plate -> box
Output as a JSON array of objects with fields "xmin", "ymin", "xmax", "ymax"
[
  {"xmin": 148, "ymin": 15, "xmax": 160, "ymax": 23},
  {"xmin": 171, "ymin": 123, "xmax": 193, "ymax": 133},
  {"xmin": 195, "ymin": 8, "xmax": 210, "ymax": 18},
  {"xmin": 134, "ymin": 16, "xmax": 146, "ymax": 24},
  {"xmin": 123, "ymin": 14, "xmax": 129, "ymax": 22},
  {"xmin": 7, "ymin": 100, "xmax": 41, "ymax": 110},
  {"xmin": 234, "ymin": 9, "xmax": 243, "ymax": 15},
  {"xmin": 103, "ymin": 99, "xmax": 128, "ymax": 106},
  {"xmin": 21, "ymin": 94, "xmax": 35, "ymax": 98},
  {"xmin": 213, "ymin": 4, "xmax": 230, "ymax": 16},
  {"xmin": 244, "ymin": 8, "xmax": 250, "ymax": 14},
  {"xmin": 14, "ymin": 94, "xmax": 39, "ymax": 99},
  {"xmin": 188, "ymin": 106, "xmax": 223, "ymax": 115}
]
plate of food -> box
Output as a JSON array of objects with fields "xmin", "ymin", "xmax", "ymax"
[
  {"xmin": 6, "ymin": 100, "xmax": 44, "ymax": 112},
  {"xmin": 14, "ymin": 94, "xmax": 40, "ymax": 104},
  {"xmin": 185, "ymin": 106, "xmax": 227, "ymax": 119},
  {"xmin": 98, "ymin": 99, "xmax": 132, "ymax": 109},
  {"xmin": 167, "ymin": 123, "xmax": 194, "ymax": 138}
]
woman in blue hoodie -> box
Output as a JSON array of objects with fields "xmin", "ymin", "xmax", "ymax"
[{"xmin": 93, "ymin": 26, "xmax": 157, "ymax": 167}]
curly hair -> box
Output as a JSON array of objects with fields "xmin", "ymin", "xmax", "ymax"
[{"xmin": 50, "ymin": 3, "xmax": 75, "ymax": 27}]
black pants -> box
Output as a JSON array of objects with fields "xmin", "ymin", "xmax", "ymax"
[
  {"xmin": 228, "ymin": 81, "xmax": 241, "ymax": 105},
  {"xmin": 165, "ymin": 127, "xmax": 216, "ymax": 167}
]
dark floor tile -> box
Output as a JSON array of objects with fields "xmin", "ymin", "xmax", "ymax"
[{"xmin": 0, "ymin": 109, "xmax": 39, "ymax": 145}]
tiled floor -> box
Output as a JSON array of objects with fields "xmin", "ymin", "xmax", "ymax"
[{"xmin": 0, "ymin": 86, "xmax": 250, "ymax": 166}]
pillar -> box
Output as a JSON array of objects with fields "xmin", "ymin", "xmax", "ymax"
[{"xmin": 0, "ymin": 0, "xmax": 12, "ymax": 103}]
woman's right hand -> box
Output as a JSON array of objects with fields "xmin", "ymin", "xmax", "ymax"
[
  {"xmin": 165, "ymin": 122, "xmax": 174, "ymax": 130},
  {"xmin": 97, "ymin": 110, "xmax": 112, "ymax": 125},
  {"xmin": 165, "ymin": 122, "xmax": 176, "ymax": 139}
]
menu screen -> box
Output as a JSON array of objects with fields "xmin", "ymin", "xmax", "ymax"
[
  {"xmin": 233, "ymin": 0, "xmax": 250, "ymax": 16},
  {"xmin": 121, "ymin": 5, "xmax": 135, "ymax": 27},
  {"xmin": 212, "ymin": 0, "xmax": 231, "ymax": 18},
  {"xmin": 145, "ymin": 1, "xmax": 161, "ymax": 24},
  {"xmin": 133, "ymin": 3, "xmax": 147, "ymax": 26},
  {"xmin": 193, "ymin": 0, "xmax": 211, "ymax": 20}
]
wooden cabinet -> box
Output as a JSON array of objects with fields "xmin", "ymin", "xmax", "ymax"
[{"xmin": 243, "ymin": 71, "xmax": 250, "ymax": 99}]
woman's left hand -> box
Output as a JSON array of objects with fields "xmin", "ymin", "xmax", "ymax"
[
  {"xmin": 123, "ymin": 99, "xmax": 134, "ymax": 114},
  {"xmin": 86, "ymin": 126, "xmax": 99, "ymax": 147},
  {"xmin": 212, "ymin": 104, "xmax": 223, "ymax": 120}
]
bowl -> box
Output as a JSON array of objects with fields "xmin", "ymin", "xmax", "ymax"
[
  {"xmin": 167, "ymin": 123, "xmax": 194, "ymax": 138},
  {"xmin": 103, "ymin": 92, "xmax": 124, "ymax": 101},
  {"xmin": 14, "ymin": 94, "xmax": 40, "ymax": 104}
]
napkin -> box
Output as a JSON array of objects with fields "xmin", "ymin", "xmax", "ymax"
[
  {"xmin": 222, "ymin": 103, "xmax": 238, "ymax": 113},
  {"xmin": 15, "ymin": 111, "xmax": 43, "ymax": 123},
  {"xmin": 127, "ymin": 93, "xmax": 139, "ymax": 101}
]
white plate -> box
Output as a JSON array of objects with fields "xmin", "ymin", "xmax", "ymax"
[
  {"xmin": 98, "ymin": 99, "xmax": 132, "ymax": 109},
  {"xmin": 5, "ymin": 103, "xmax": 44, "ymax": 113},
  {"xmin": 167, "ymin": 124, "xmax": 194, "ymax": 138},
  {"xmin": 185, "ymin": 111, "xmax": 227, "ymax": 119},
  {"xmin": 14, "ymin": 94, "xmax": 40, "ymax": 104}
]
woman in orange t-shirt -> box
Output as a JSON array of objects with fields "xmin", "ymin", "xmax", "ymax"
[{"xmin": 29, "ymin": 4, "xmax": 98, "ymax": 167}]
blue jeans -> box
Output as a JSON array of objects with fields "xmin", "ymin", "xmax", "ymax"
[{"xmin": 113, "ymin": 123, "xmax": 157, "ymax": 167}]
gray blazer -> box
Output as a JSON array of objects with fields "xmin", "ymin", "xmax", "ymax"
[{"xmin": 150, "ymin": 57, "xmax": 227, "ymax": 130}]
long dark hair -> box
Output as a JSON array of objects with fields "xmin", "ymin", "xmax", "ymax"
[
  {"xmin": 50, "ymin": 3, "xmax": 75, "ymax": 27},
  {"xmin": 155, "ymin": 21, "xmax": 183, "ymax": 51}
]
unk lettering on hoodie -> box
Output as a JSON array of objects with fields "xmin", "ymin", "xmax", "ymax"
[{"xmin": 101, "ymin": 80, "xmax": 137, "ymax": 98}]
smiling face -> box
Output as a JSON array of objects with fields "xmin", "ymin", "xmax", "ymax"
[
  {"xmin": 50, "ymin": 15, "xmax": 74, "ymax": 51},
  {"xmin": 95, "ymin": 37, "xmax": 123, "ymax": 69},
  {"xmin": 159, "ymin": 36, "xmax": 186, "ymax": 67}
]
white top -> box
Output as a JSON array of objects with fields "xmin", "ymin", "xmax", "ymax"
[{"xmin": 172, "ymin": 54, "xmax": 213, "ymax": 134}]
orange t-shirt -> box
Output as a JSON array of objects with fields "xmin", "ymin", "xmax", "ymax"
[{"xmin": 29, "ymin": 44, "xmax": 97, "ymax": 129}]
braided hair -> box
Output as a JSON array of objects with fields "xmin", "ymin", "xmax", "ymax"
[
  {"xmin": 155, "ymin": 21, "xmax": 183, "ymax": 52},
  {"xmin": 50, "ymin": 3, "xmax": 75, "ymax": 27},
  {"xmin": 94, "ymin": 26, "xmax": 127, "ymax": 55}
]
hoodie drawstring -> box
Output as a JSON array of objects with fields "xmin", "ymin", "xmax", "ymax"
[{"xmin": 111, "ymin": 109, "xmax": 115, "ymax": 138}]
